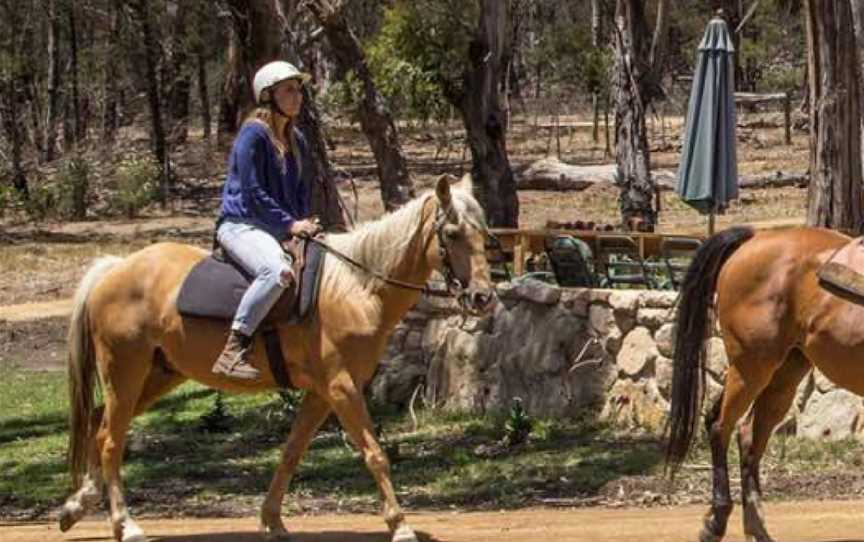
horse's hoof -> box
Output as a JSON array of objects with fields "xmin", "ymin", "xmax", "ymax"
[
  {"xmin": 260, "ymin": 519, "xmax": 290, "ymax": 540},
  {"xmin": 59, "ymin": 503, "xmax": 82, "ymax": 532},
  {"xmin": 745, "ymin": 534, "xmax": 775, "ymax": 542},
  {"xmin": 392, "ymin": 525, "xmax": 419, "ymax": 542},
  {"xmin": 121, "ymin": 520, "xmax": 148, "ymax": 542},
  {"xmin": 698, "ymin": 528, "xmax": 722, "ymax": 542},
  {"xmin": 263, "ymin": 528, "xmax": 291, "ymax": 541}
]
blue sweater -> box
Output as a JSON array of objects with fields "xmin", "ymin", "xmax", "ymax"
[{"xmin": 219, "ymin": 122, "xmax": 310, "ymax": 241}]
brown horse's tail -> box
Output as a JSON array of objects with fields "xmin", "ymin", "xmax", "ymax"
[
  {"xmin": 67, "ymin": 256, "xmax": 123, "ymax": 489},
  {"xmin": 666, "ymin": 226, "xmax": 754, "ymax": 472}
]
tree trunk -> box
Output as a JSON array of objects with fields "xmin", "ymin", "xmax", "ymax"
[
  {"xmin": 218, "ymin": 10, "xmax": 243, "ymax": 146},
  {"xmin": 591, "ymin": 0, "xmax": 602, "ymax": 143},
  {"xmin": 306, "ymin": 0, "xmax": 415, "ymax": 211},
  {"xmin": 217, "ymin": 0, "xmax": 284, "ymax": 144},
  {"xmin": 197, "ymin": 52, "xmax": 211, "ymax": 140},
  {"xmin": 850, "ymin": 0, "xmax": 864, "ymax": 166},
  {"xmin": 43, "ymin": 0, "xmax": 61, "ymax": 161},
  {"xmin": 612, "ymin": 0, "xmax": 668, "ymax": 229},
  {"xmin": 805, "ymin": 0, "xmax": 863, "ymax": 232},
  {"xmin": 1, "ymin": 76, "xmax": 28, "ymax": 195},
  {"xmin": 444, "ymin": 0, "xmax": 518, "ymax": 227},
  {"xmin": 102, "ymin": 0, "xmax": 119, "ymax": 145},
  {"xmin": 68, "ymin": 0, "xmax": 83, "ymax": 144},
  {"xmin": 132, "ymin": 0, "xmax": 169, "ymax": 206},
  {"xmin": 281, "ymin": 1, "xmax": 346, "ymax": 230},
  {"xmin": 166, "ymin": 1, "xmax": 191, "ymax": 144}
]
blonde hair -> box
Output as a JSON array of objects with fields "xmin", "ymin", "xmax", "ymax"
[{"xmin": 244, "ymin": 107, "xmax": 303, "ymax": 176}]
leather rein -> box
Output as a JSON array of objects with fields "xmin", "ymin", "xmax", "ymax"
[{"xmin": 306, "ymin": 205, "xmax": 467, "ymax": 299}]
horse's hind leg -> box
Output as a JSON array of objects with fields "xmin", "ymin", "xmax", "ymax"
[
  {"xmin": 737, "ymin": 349, "xmax": 810, "ymax": 542},
  {"xmin": 59, "ymin": 353, "xmax": 186, "ymax": 534},
  {"xmin": 95, "ymin": 340, "xmax": 153, "ymax": 542},
  {"xmin": 324, "ymin": 370, "xmax": 418, "ymax": 542},
  {"xmin": 260, "ymin": 391, "xmax": 331, "ymax": 538},
  {"xmin": 60, "ymin": 405, "xmax": 106, "ymax": 531},
  {"xmin": 701, "ymin": 361, "xmax": 774, "ymax": 542}
]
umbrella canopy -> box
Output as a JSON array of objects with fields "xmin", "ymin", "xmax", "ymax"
[{"xmin": 676, "ymin": 16, "xmax": 738, "ymax": 215}]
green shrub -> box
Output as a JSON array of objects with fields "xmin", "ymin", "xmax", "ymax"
[
  {"xmin": 18, "ymin": 180, "xmax": 59, "ymax": 221},
  {"xmin": 0, "ymin": 182, "xmax": 16, "ymax": 218},
  {"xmin": 198, "ymin": 391, "xmax": 231, "ymax": 433},
  {"xmin": 502, "ymin": 397, "xmax": 532, "ymax": 448},
  {"xmin": 113, "ymin": 156, "xmax": 158, "ymax": 218},
  {"xmin": 56, "ymin": 155, "xmax": 91, "ymax": 220}
]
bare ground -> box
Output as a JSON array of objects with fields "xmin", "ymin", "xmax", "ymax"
[{"xmin": 4, "ymin": 500, "xmax": 864, "ymax": 542}]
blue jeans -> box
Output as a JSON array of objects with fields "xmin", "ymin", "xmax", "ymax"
[{"xmin": 216, "ymin": 222, "xmax": 294, "ymax": 336}]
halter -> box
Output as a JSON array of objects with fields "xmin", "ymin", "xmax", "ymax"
[{"xmin": 433, "ymin": 203, "xmax": 468, "ymax": 298}]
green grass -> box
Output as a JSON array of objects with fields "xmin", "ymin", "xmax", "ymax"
[
  {"xmin": 6, "ymin": 364, "xmax": 864, "ymax": 519},
  {"xmin": 0, "ymin": 366, "xmax": 670, "ymax": 518}
]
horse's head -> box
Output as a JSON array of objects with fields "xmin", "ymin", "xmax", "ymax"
[{"xmin": 429, "ymin": 174, "xmax": 496, "ymax": 316}]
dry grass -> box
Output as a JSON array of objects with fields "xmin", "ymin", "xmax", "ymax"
[{"xmin": 0, "ymin": 107, "xmax": 810, "ymax": 304}]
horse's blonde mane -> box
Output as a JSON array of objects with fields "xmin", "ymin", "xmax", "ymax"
[{"xmin": 323, "ymin": 183, "xmax": 486, "ymax": 294}]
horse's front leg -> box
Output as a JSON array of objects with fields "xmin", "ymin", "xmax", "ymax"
[
  {"xmin": 261, "ymin": 391, "xmax": 331, "ymax": 539},
  {"xmin": 325, "ymin": 370, "xmax": 418, "ymax": 542}
]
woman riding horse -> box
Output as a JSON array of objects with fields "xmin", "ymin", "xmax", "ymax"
[{"xmin": 213, "ymin": 60, "xmax": 322, "ymax": 381}]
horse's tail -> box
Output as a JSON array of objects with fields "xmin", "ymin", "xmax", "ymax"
[
  {"xmin": 666, "ymin": 226, "xmax": 755, "ymax": 471},
  {"xmin": 67, "ymin": 255, "xmax": 123, "ymax": 489}
]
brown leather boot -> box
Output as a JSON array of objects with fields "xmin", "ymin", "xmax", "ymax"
[{"xmin": 212, "ymin": 331, "xmax": 260, "ymax": 381}]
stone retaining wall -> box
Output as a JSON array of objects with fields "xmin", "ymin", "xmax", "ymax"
[{"xmin": 372, "ymin": 280, "xmax": 862, "ymax": 440}]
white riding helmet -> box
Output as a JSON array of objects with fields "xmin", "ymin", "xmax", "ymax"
[{"xmin": 252, "ymin": 61, "xmax": 311, "ymax": 104}]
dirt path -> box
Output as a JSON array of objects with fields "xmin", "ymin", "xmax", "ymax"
[
  {"xmin": 0, "ymin": 299, "xmax": 73, "ymax": 322},
  {"xmin": 3, "ymin": 500, "xmax": 864, "ymax": 542}
]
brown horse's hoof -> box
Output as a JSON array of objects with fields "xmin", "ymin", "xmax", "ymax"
[
  {"xmin": 698, "ymin": 527, "xmax": 723, "ymax": 542},
  {"xmin": 393, "ymin": 525, "xmax": 419, "ymax": 542},
  {"xmin": 59, "ymin": 502, "xmax": 83, "ymax": 532}
]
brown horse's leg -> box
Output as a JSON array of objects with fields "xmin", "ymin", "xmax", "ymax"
[
  {"xmin": 737, "ymin": 350, "xmax": 810, "ymax": 542},
  {"xmin": 260, "ymin": 391, "xmax": 331, "ymax": 538},
  {"xmin": 325, "ymin": 370, "xmax": 418, "ymax": 542},
  {"xmin": 96, "ymin": 342, "xmax": 153, "ymax": 542},
  {"xmin": 701, "ymin": 363, "xmax": 772, "ymax": 542},
  {"xmin": 60, "ymin": 405, "xmax": 106, "ymax": 531},
  {"xmin": 133, "ymin": 367, "xmax": 188, "ymax": 415},
  {"xmin": 61, "ymin": 355, "xmax": 185, "ymax": 533}
]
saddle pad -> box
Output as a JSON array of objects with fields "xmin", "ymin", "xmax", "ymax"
[
  {"xmin": 176, "ymin": 241, "xmax": 325, "ymax": 325},
  {"xmin": 818, "ymin": 237, "xmax": 864, "ymax": 302}
]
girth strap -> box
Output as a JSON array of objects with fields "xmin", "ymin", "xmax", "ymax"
[{"xmin": 262, "ymin": 326, "xmax": 293, "ymax": 390}]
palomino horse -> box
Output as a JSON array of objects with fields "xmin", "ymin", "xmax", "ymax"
[
  {"xmin": 666, "ymin": 225, "xmax": 864, "ymax": 542},
  {"xmin": 60, "ymin": 174, "xmax": 495, "ymax": 542}
]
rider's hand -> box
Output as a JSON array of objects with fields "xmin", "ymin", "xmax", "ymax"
[{"xmin": 290, "ymin": 218, "xmax": 322, "ymax": 238}]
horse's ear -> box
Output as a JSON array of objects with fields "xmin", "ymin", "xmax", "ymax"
[
  {"xmin": 455, "ymin": 173, "xmax": 474, "ymax": 194},
  {"xmin": 435, "ymin": 174, "xmax": 453, "ymax": 208}
]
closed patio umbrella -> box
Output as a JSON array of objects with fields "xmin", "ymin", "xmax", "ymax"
[{"xmin": 676, "ymin": 13, "xmax": 738, "ymax": 234}]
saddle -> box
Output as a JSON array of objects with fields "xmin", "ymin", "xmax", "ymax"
[
  {"xmin": 175, "ymin": 238, "xmax": 325, "ymax": 388},
  {"xmin": 817, "ymin": 237, "xmax": 864, "ymax": 303}
]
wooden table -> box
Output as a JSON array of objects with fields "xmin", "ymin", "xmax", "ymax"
[{"xmin": 489, "ymin": 228, "xmax": 703, "ymax": 276}]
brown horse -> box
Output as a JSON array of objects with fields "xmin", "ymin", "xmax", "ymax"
[
  {"xmin": 666, "ymin": 225, "xmax": 864, "ymax": 542},
  {"xmin": 59, "ymin": 174, "xmax": 495, "ymax": 542}
]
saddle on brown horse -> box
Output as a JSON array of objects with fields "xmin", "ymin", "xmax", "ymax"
[
  {"xmin": 176, "ymin": 238, "xmax": 324, "ymax": 325},
  {"xmin": 817, "ymin": 237, "xmax": 864, "ymax": 302},
  {"xmin": 175, "ymin": 238, "xmax": 325, "ymax": 389}
]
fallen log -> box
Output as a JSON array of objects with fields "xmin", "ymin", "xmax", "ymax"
[{"xmin": 516, "ymin": 157, "xmax": 808, "ymax": 191}]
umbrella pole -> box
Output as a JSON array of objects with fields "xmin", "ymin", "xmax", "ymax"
[{"xmin": 708, "ymin": 211, "xmax": 716, "ymax": 236}]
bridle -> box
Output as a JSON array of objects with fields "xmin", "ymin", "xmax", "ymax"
[{"xmin": 306, "ymin": 202, "xmax": 472, "ymax": 304}]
